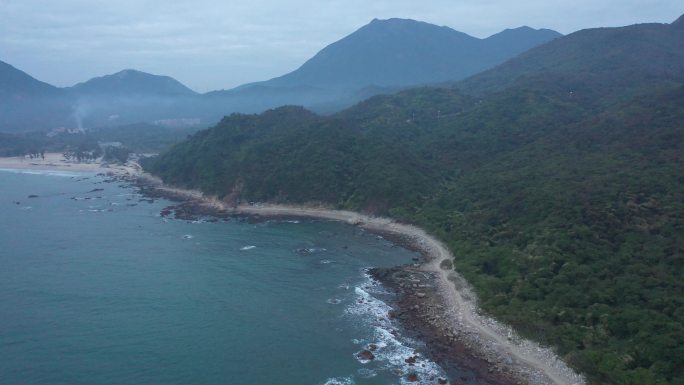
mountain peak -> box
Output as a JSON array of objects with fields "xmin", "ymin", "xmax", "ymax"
[
  {"xmin": 509, "ymin": 26, "xmax": 535, "ymax": 31},
  {"xmin": 369, "ymin": 18, "xmax": 419, "ymax": 25},
  {"xmin": 487, "ymin": 26, "xmax": 562, "ymax": 40},
  {"xmin": 71, "ymin": 69, "xmax": 196, "ymax": 96},
  {"xmin": 115, "ymin": 69, "xmax": 143, "ymax": 76},
  {"xmin": 363, "ymin": 18, "xmax": 456, "ymax": 33}
]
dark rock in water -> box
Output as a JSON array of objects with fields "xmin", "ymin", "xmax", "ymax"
[
  {"xmin": 357, "ymin": 350, "xmax": 375, "ymax": 361},
  {"xmin": 368, "ymin": 343, "xmax": 378, "ymax": 351},
  {"xmin": 405, "ymin": 355, "xmax": 417, "ymax": 364},
  {"xmin": 87, "ymin": 188, "xmax": 104, "ymax": 193},
  {"xmin": 14, "ymin": 201, "xmax": 20, "ymax": 205},
  {"xmin": 406, "ymin": 373, "xmax": 419, "ymax": 382},
  {"xmin": 438, "ymin": 378, "xmax": 448, "ymax": 384},
  {"xmin": 28, "ymin": 195, "xmax": 38, "ymax": 198}
]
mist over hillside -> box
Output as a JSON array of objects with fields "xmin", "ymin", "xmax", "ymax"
[{"xmin": 0, "ymin": 18, "xmax": 560, "ymax": 133}]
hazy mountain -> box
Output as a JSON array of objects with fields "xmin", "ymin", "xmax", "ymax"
[
  {"xmin": 144, "ymin": 15, "xmax": 684, "ymax": 385},
  {"xmin": 63, "ymin": 69, "xmax": 201, "ymax": 129},
  {"xmin": 69, "ymin": 69, "xmax": 197, "ymax": 96},
  {"xmin": 0, "ymin": 60, "xmax": 72, "ymax": 132},
  {"xmin": 0, "ymin": 60, "xmax": 61, "ymax": 98},
  {"xmin": 203, "ymin": 18, "xmax": 561, "ymax": 116},
  {"xmin": 253, "ymin": 18, "xmax": 561, "ymax": 89},
  {"xmin": 1, "ymin": 18, "xmax": 561, "ymax": 132}
]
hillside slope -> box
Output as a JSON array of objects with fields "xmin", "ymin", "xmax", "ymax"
[
  {"xmin": 458, "ymin": 19, "xmax": 684, "ymax": 97},
  {"xmin": 0, "ymin": 60, "xmax": 72, "ymax": 131}
]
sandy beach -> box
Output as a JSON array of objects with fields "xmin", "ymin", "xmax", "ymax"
[{"xmin": 0, "ymin": 153, "xmax": 140, "ymax": 175}]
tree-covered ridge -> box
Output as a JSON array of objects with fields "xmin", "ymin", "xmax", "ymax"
[
  {"xmin": 458, "ymin": 20, "xmax": 684, "ymax": 97},
  {"xmin": 143, "ymin": 17, "xmax": 684, "ymax": 385},
  {"xmin": 412, "ymin": 85, "xmax": 684, "ymax": 385}
]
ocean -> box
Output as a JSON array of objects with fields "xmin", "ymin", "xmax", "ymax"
[{"xmin": 0, "ymin": 169, "xmax": 449, "ymax": 385}]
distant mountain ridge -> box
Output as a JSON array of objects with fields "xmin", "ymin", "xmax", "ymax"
[
  {"xmin": 204, "ymin": 18, "xmax": 560, "ymax": 118},
  {"xmin": 248, "ymin": 18, "xmax": 562, "ymax": 89},
  {"xmin": 0, "ymin": 18, "xmax": 561, "ymax": 131},
  {"xmin": 458, "ymin": 17, "xmax": 684, "ymax": 95}
]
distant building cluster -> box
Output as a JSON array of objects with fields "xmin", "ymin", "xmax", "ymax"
[{"xmin": 153, "ymin": 118, "xmax": 201, "ymax": 127}]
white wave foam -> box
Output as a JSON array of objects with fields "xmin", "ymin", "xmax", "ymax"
[
  {"xmin": 345, "ymin": 272, "xmax": 447, "ymax": 385},
  {"xmin": 322, "ymin": 377, "xmax": 354, "ymax": 385},
  {"xmin": 297, "ymin": 247, "xmax": 327, "ymax": 254},
  {"xmin": 356, "ymin": 368, "xmax": 377, "ymax": 379},
  {"xmin": 183, "ymin": 234, "xmax": 194, "ymax": 239},
  {"xmin": 240, "ymin": 245, "xmax": 256, "ymax": 250},
  {"xmin": 0, "ymin": 168, "xmax": 85, "ymax": 177}
]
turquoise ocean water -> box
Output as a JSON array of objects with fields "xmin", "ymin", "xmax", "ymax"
[{"xmin": 0, "ymin": 169, "xmax": 450, "ymax": 385}]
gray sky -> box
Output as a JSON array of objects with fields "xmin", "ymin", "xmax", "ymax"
[{"xmin": 0, "ymin": 0, "xmax": 680, "ymax": 92}]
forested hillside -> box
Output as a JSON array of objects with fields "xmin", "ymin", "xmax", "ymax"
[{"xmin": 143, "ymin": 18, "xmax": 684, "ymax": 385}]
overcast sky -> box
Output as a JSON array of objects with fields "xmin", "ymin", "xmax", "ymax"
[{"xmin": 0, "ymin": 0, "xmax": 680, "ymax": 92}]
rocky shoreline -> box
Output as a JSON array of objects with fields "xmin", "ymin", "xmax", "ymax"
[
  {"xmin": 370, "ymin": 265, "xmax": 514, "ymax": 385},
  {"xmin": 126, "ymin": 173, "xmax": 583, "ymax": 385},
  {"xmin": 363, "ymin": 229, "xmax": 534, "ymax": 385}
]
